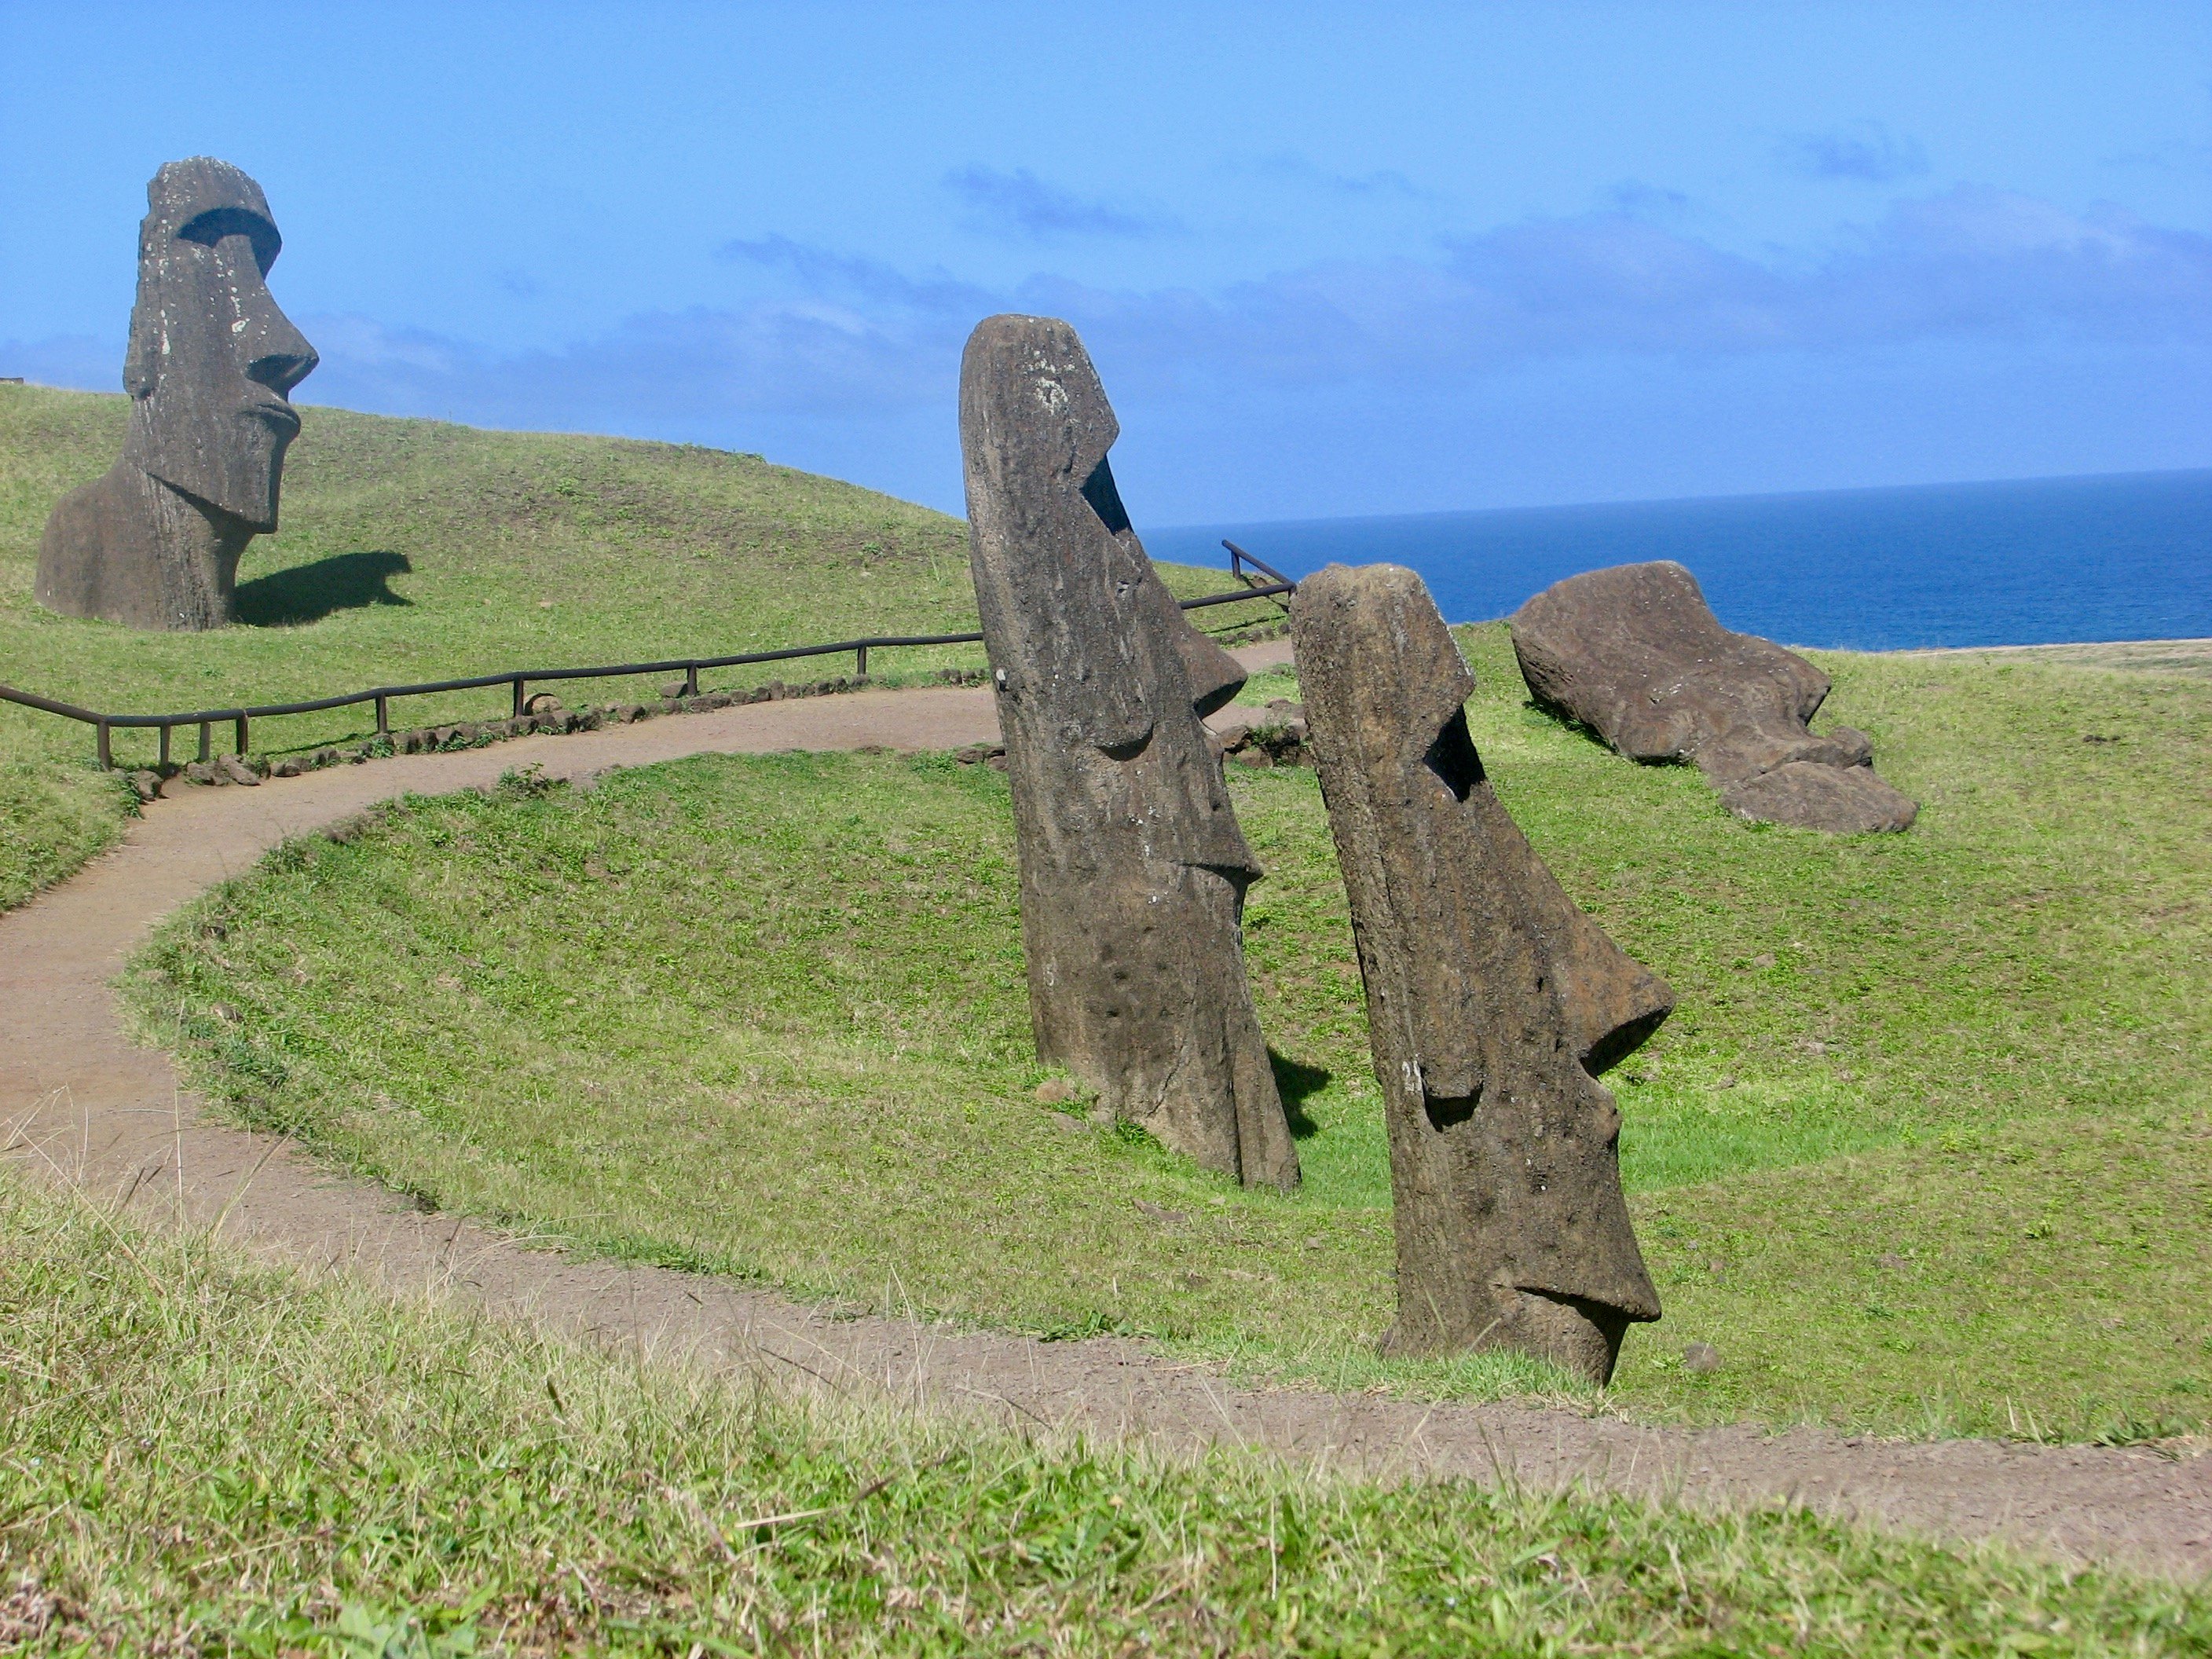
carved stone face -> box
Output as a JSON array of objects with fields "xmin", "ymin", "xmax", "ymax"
[
  {"xmin": 119, "ymin": 158, "xmax": 317, "ymax": 529},
  {"xmin": 958, "ymin": 314, "xmax": 1298, "ymax": 1191},
  {"xmin": 1293, "ymin": 562, "xmax": 1672, "ymax": 1379}
]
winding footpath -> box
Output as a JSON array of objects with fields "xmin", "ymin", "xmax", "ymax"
[{"xmin": 5, "ymin": 649, "xmax": 2207, "ymax": 1580}]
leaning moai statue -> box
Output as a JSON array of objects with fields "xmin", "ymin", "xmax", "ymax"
[
  {"xmin": 1293, "ymin": 563, "xmax": 1670, "ymax": 1381},
  {"xmin": 37, "ymin": 158, "xmax": 318, "ymax": 630},
  {"xmin": 959, "ymin": 313, "xmax": 1298, "ymax": 1190}
]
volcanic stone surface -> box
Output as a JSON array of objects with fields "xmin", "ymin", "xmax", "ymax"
[
  {"xmin": 36, "ymin": 158, "xmax": 318, "ymax": 630},
  {"xmin": 959, "ymin": 313, "xmax": 1298, "ymax": 1191},
  {"xmin": 1294, "ymin": 562, "xmax": 1670, "ymax": 1382},
  {"xmin": 1510, "ymin": 562, "xmax": 1917, "ymax": 833}
]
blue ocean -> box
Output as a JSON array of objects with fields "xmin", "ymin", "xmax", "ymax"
[{"xmin": 1147, "ymin": 469, "xmax": 2212, "ymax": 650}]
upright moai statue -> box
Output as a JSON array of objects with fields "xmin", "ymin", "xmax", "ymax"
[
  {"xmin": 37, "ymin": 158, "xmax": 318, "ymax": 630},
  {"xmin": 1293, "ymin": 563, "xmax": 1670, "ymax": 1381},
  {"xmin": 959, "ymin": 313, "xmax": 1298, "ymax": 1190}
]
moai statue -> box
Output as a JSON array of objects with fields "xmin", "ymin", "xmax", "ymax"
[
  {"xmin": 37, "ymin": 158, "xmax": 318, "ymax": 630},
  {"xmin": 1293, "ymin": 563, "xmax": 1670, "ymax": 1381},
  {"xmin": 959, "ymin": 313, "xmax": 1298, "ymax": 1190},
  {"xmin": 1511, "ymin": 562, "xmax": 1917, "ymax": 833}
]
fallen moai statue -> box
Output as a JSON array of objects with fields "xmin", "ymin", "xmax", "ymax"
[
  {"xmin": 959, "ymin": 313, "xmax": 1299, "ymax": 1191},
  {"xmin": 1294, "ymin": 562, "xmax": 1669, "ymax": 1382},
  {"xmin": 1509, "ymin": 561, "xmax": 1917, "ymax": 833},
  {"xmin": 38, "ymin": 158, "xmax": 319, "ymax": 630}
]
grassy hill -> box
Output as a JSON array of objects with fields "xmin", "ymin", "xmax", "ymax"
[
  {"xmin": 13, "ymin": 381, "xmax": 2212, "ymax": 1645},
  {"xmin": 132, "ymin": 624, "xmax": 2212, "ymax": 1442},
  {"xmin": 14, "ymin": 1166, "xmax": 2199, "ymax": 1653},
  {"xmin": 0, "ymin": 381, "xmax": 1275, "ymax": 907}
]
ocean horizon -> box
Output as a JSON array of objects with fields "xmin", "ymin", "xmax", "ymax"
[{"xmin": 1146, "ymin": 468, "xmax": 2212, "ymax": 651}]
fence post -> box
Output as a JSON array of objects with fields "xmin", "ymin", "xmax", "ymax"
[
  {"xmin": 375, "ymin": 694, "xmax": 390, "ymax": 736},
  {"xmin": 234, "ymin": 714, "xmax": 250, "ymax": 756},
  {"xmin": 96, "ymin": 720, "xmax": 112, "ymax": 771},
  {"xmin": 511, "ymin": 678, "xmax": 526, "ymax": 719},
  {"xmin": 855, "ymin": 644, "xmax": 869, "ymax": 677},
  {"xmin": 683, "ymin": 665, "xmax": 700, "ymax": 698},
  {"xmin": 197, "ymin": 723, "xmax": 212, "ymax": 764},
  {"xmin": 158, "ymin": 724, "xmax": 171, "ymax": 771}
]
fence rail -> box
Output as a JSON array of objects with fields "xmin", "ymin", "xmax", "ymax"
[{"xmin": 0, "ymin": 572, "xmax": 1295, "ymax": 770}]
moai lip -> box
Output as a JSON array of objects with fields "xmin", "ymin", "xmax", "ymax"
[
  {"xmin": 1293, "ymin": 562, "xmax": 1669, "ymax": 1382},
  {"xmin": 1510, "ymin": 561, "xmax": 1917, "ymax": 833},
  {"xmin": 958, "ymin": 313, "xmax": 1298, "ymax": 1191},
  {"xmin": 37, "ymin": 157, "xmax": 318, "ymax": 631}
]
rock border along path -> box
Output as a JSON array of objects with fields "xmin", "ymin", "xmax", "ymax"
[{"xmin": 5, "ymin": 646, "xmax": 2207, "ymax": 1581}]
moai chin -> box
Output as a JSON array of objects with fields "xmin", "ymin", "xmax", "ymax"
[
  {"xmin": 958, "ymin": 313, "xmax": 1298, "ymax": 1191},
  {"xmin": 1293, "ymin": 562, "xmax": 1670, "ymax": 1381},
  {"xmin": 37, "ymin": 158, "xmax": 319, "ymax": 630}
]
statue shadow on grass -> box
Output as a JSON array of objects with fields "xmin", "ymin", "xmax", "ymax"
[
  {"xmin": 1268, "ymin": 1049, "xmax": 1331, "ymax": 1139},
  {"xmin": 236, "ymin": 551, "xmax": 413, "ymax": 627}
]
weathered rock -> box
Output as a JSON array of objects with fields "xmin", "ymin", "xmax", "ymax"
[
  {"xmin": 183, "ymin": 760, "xmax": 221, "ymax": 786},
  {"xmin": 126, "ymin": 770, "xmax": 163, "ymax": 803},
  {"xmin": 216, "ymin": 754, "xmax": 262, "ymax": 787},
  {"xmin": 959, "ymin": 313, "xmax": 1298, "ymax": 1190},
  {"xmin": 1510, "ymin": 562, "xmax": 1917, "ymax": 833},
  {"xmin": 1719, "ymin": 760, "xmax": 1917, "ymax": 833},
  {"xmin": 35, "ymin": 159, "xmax": 317, "ymax": 630},
  {"xmin": 1293, "ymin": 562, "xmax": 1670, "ymax": 1381}
]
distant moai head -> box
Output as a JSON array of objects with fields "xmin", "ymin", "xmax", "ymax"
[
  {"xmin": 119, "ymin": 158, "xmax": 317, "ymax": 530},
  {"xmin": 1294, "ymin": 562, "xmax": 1672, "ymax": 1381}
]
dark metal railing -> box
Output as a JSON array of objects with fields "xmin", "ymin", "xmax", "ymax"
[
  {"xmin": 1222, "ymin": 540, "xmax": 1295, "ymax": 596},
  {"xmin": 0, "ymin": 577, "xmax": 1293, "ymax": 770}
]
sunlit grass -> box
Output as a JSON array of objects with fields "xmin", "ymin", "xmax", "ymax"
[
  {"xmin": 6, "ymin": 1167, "xmax": 2207, "ymax": 1654},
  {"xmin": 0, "ymin": 382, "xmax": 1277, "ymax": 904},
  {"xmin": 129, "ymin": 625, "xmax": 2212, "ymax": 1437}
]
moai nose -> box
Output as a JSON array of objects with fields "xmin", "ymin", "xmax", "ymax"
[{"xmin": 242, "ymin": 307, "xmax": 318, "ymax": 397}]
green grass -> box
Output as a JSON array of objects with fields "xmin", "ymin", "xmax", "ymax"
[
  {"xmin": 0, "ymin": 382, "xmax": 1279, "ymax": 907},
  {"xmin": 127, "ymin": 626, "xmax": 2212, "ymax": 1439},
  {"xmin": 5, "ymin": 1168, "xmax": 2207, "ymax": 1654}
]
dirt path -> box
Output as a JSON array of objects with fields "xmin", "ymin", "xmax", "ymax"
[{"xmin": 5, "ymin": 652, "xmax": 2207, "ymax": 1582}]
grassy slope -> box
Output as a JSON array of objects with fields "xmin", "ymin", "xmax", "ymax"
[
  {"xmin": 0, "ymin": 382, "xmax": 1275, "ymax": 908},
  {"xmin": 130, "ymin": 627, "xmax": 2212, "ymax": 1440},
  {"xmin": 5, "ymin": 1170, "xmax": 2205, "ymax": 1656}
]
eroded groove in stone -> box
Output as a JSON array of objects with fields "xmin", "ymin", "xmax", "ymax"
[
  {"xmin": 958, "ymin": 313, "xmax": 1298, "ymax": 1191},
  {"xmin": 36, "ymin": 157, "xmax": 318, "ymax": 631},
  {"xmin": 1294, "ymin": 562, "xmax": 1669, "ymax": 1381}
]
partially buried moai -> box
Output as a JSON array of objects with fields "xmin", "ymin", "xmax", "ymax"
[
  {"xmin": 1293, "ymin": 563, "xmax": 1669, "ymax": 1381},
  {"xmin": 37, "ymin": 158, "xmax": 319, "ymax": 630},
  {"xmin": 959, "ymin": 313, "xmax": 1298, "ymax": 1190}
]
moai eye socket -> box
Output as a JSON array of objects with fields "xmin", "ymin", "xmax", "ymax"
[
  {"xmin": 1423, "ymin": 707, "xmax": 1486, "ymax": 804},
  {"xmin": 1080, "ymin": 456, "xmax": 1133, "ymax": 537},
  {"xmin": 178, "ymin": 206, "xmax": 280, "ymax": 274}
]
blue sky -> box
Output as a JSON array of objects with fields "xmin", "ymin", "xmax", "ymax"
[{"xmin": 3, "ymin": 2, "xmax": 2207, "ymax": 522}]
